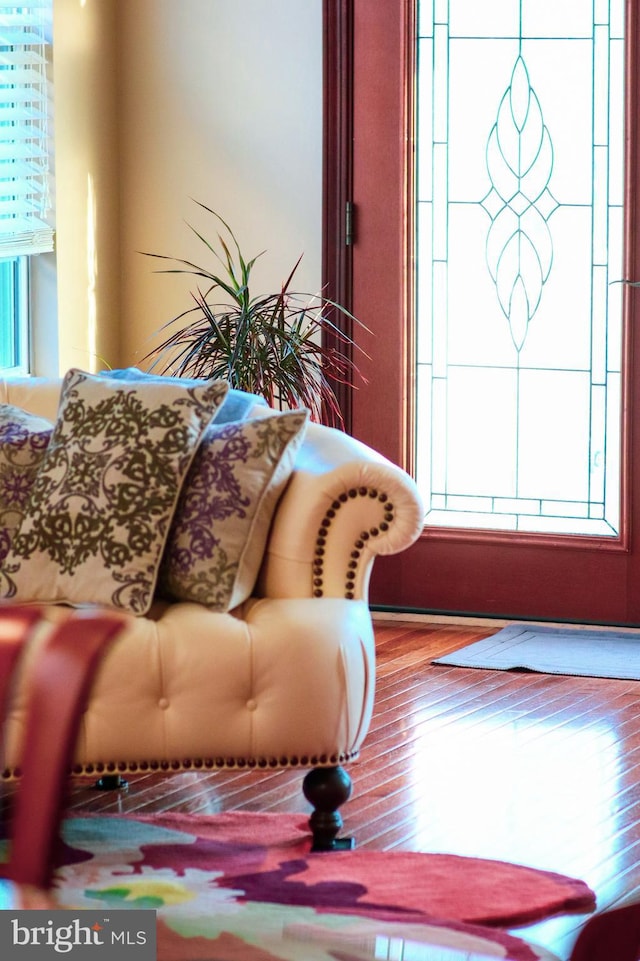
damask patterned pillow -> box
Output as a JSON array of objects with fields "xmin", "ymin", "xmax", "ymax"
[
  {"xmin": 0, "ymin": 406, "xmax": 53, "ymax": 590},
  {"xmin": 159, "ymin": 408, "xmax": 309, "ymax": 611},
  {"xmin": 0, "ymin": 368, "xmax": 229, "ymax": 614},
  {"xmin": 104, "ymin": 367, "xmax": 268, "ymax": 424}
]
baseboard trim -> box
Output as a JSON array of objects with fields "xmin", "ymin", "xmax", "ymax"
[
  {"xmin": 370, "ymin": 610, "xmax": 511, "ymax": 628},
  {"xmin": 369, "ymin": 609, "xmax": 640, "ymax": 632}
]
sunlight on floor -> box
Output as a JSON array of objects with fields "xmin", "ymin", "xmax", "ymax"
[{"xmin": 408, "ymin": 710, "xmax": 620, "ymax": 895}]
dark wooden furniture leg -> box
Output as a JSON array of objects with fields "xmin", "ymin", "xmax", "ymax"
[
  {"xmin": 94, "ymin": 774, "xmax": 128, "ymax": 791},
  {"xmin": 302, "ymin": 764, "xmax": 355, "ymax": 851}
]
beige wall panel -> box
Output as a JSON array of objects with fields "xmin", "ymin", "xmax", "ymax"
[
  {"xmin": 117, "ymin": 0, "xmax": 323, "ymax": 369},
  {"xmin": 52, "ymin": 0, "xmax": 119, "ymax": 375}
]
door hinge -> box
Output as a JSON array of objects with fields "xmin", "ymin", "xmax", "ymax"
[{"xmin": 345, "ymin": 200, "xmax": 355, "ymax": 246}]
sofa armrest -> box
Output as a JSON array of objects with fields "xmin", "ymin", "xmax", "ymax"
[
  {"xmin": 257, "ymin": 423, "xmax": 425, "ymax": 601},
  {"xmin": 0, "ymin": 377, "xmax": 63, "ymax": 420}
]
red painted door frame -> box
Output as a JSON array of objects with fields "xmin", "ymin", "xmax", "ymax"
[{"xmin": 324, "ymin": 1, "xmax": 640, "ymax": 624}]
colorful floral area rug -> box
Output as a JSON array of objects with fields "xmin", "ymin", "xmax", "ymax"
[{"xmin": 2, "ymin": 812, "xmax": 596, "ymax": 961}]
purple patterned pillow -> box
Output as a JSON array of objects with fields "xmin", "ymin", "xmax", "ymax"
[
  {"xmin": 159, "ymin": 409, "xmax": 309, "ymax": 610},
  {"xmin": 0, "ymin": 405, "xmax": 53, "ymax": 581}
]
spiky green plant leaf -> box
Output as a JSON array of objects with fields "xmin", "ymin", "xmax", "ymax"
[{"xmin": 141, "ymin": 204, "xmax": 369, "ymax": 427}]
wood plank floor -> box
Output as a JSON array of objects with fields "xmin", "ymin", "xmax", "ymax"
[{"xmin": 8, "ymin": 618, "xmax": 640, "ymax": 960}]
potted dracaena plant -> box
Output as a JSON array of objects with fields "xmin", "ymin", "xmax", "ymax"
[{"xmin": 140, "ymin": 202, "xmax": 368, "ymax": 428}]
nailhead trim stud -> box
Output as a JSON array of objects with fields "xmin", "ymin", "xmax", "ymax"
[
  {"xmin": 313, "ymin": 489, "xmax": 395, "ymax": 598},
  {"xmin": 0, "ymin": 749, "xmax": 360, "ymax": 781}
]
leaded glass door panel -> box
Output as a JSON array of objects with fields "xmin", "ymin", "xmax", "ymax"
[
  {"xmin": 345, "ymin": 0, "xmax": 640, "ymax": 622},
  {"xmin": 416, "ymin": 1, "xmax": 623, "ymax": 538}
]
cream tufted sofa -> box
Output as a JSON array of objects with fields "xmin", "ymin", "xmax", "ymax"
[{"xmin": 0, "ymin": 376, "xmax": 424, "ymax": 849}]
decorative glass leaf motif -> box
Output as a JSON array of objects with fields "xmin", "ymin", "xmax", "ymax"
[{"xmin": 481, "ymin": 56, "xmax": 558, "ymax": 351}]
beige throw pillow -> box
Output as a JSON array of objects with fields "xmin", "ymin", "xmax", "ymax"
[
  {"xmin": 159, "ymin": 409, "xmax": 309, "ymax": 610},
  {"xmin": 1, "ymin": 369, "xmax": 229, "ymax": 614}
]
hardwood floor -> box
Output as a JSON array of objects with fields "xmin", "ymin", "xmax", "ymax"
[{"xmin": 11, "ymin": 618, "xmax": 640, "ymax": 960}]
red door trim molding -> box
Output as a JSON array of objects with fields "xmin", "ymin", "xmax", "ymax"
[
  {"xmin": 322, "ymin": 0, "xmax": 355, "ymax": 433},
  {"xmin": 350, "ymin": 0, "xmax": 416, "ymax": 475}
]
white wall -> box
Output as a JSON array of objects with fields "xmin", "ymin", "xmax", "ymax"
[{"xmin": 117, "ymin": 0, "xmax": 323, "ymax": 368}]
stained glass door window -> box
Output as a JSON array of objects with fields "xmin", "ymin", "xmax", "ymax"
[{"xmin": 416, "ymin": 0, "xmax": 625, "ymax": 536}]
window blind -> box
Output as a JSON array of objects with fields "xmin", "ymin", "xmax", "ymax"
[{"xmin": 0, "ymin": 0, "xmax": 53, "ymax": 257}]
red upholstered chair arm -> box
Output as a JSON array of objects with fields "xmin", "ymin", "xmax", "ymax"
[{"xmin": 1, "ymin": 609, "xmax": 128, "ymax": 889}]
